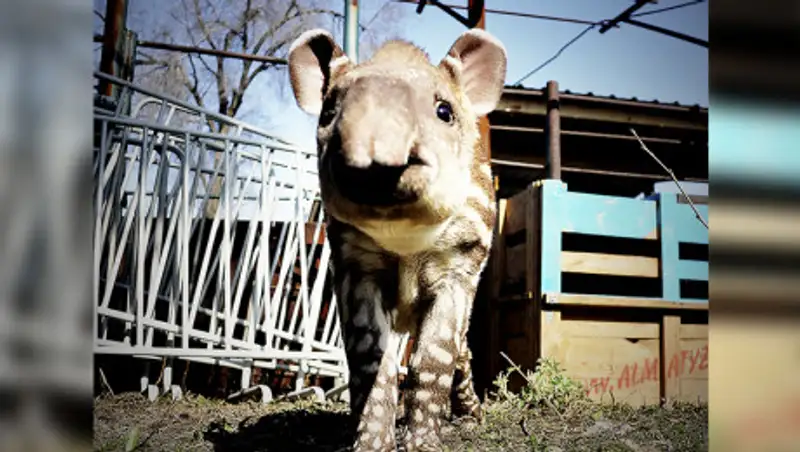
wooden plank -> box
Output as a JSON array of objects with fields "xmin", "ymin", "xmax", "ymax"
[
  {"xmin": 659, "ymin": 193, "xmax": 681, "ymax": 301},
  {"xmin": 672, "ymin": 201, "xmax": 709, "ymax": 245},
  {"xmin": 547, "ymin": 293, "xmax": 709, "ymax": 311},
  {"xmin": 525, "ymin": 183, "xmax": 542, "ymax": 370},
  {"xmin": 504, "ymin": 244, "xmax": 528, "ymax": 285},
  {"xmin": 661, "ymin": 315, "xmax": 681, "ymax": 402},
  {"xmin": 676, "ymin": 259, "xmax": 709, "ymax": 281},
  {"xmin": 558, "ymin": 320, "xmax": 659, "ymax": 339},
  {"xmin": 489, "ymin": 198, "xmax": 507, "ymax": 380},
  {"xmin": 678, "ymin": 377, "xmax": 708, "ymax": 403},
  {"xmin": 679, "ymin": 324, "xmax": 708, "ymax": 339},
  {"xmin": 560, "ymin": 191, "xmax": 659, "ymax": 240},
  {"xmin": 541, "ymin": 314, "xmax": 662, "ymax": 406},
  {"xmin": 678, "ymin": 339, "xmax": 709, "ymax": 380},
  {"xmin": 503, "ymin": 189, "xmax": 530, "ymax": 236},
  {"xmin": 561, "ymin": 251, "xmax": 659, "ymax": 278},
  {"xmin": 491, "ymin": 199, "xmax": 508, "ymax": 297},
  {"xmin": 540, "ymin": 180, "xmax": 565, "ymax": 293}
]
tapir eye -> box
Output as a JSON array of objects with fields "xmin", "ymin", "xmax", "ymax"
[{"xmin": 435, "ymin": 100, "xmax": 454, "ymax": 124}]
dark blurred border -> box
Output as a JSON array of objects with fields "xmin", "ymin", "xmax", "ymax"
[
  {"xmin": 711, "ymin": 0, "xmax": 800, "ymax": 104},
  {"xmin": 0, "ymin": 1, "xmax": 94, "ymax": 450},
  {"xmin": 710, "ymin": 1, "xmax": 800, "ymax": 450},
  {"xmin": 710, "ymin": 0, "xmax": 800, "ymax": 317}
]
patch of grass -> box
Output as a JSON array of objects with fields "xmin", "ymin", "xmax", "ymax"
[
  {"xmin": 94, "ymin": 360, "xmax": 707, "ymax": 451},
  {"xmin": 491, "ymin": 356, "xmax": 591, "ymax": 416}
]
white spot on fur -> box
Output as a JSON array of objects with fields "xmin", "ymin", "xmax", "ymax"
[
  {"xmin": 362, "ymin": 361, "xmax": 380, "ymax": 374},
  {"xmin": 372, "ymin": 436, "xmax": 382, "ymax": 449},
  {"xmin": 372, "ymin": 387, "xmax": 385, "ymax": 400},
  {"xmin": 372, "ymin": 404, "xmax": 384, "ymax": 417},
  {"xmin": 427, "ymin": 403, "xmax": 441, "ymax": 413},
  {"xmin": 437, "ymin": 374, "xmax": 453, "ymax": 388},
  {"xmin": 367, "ymin": 421, "xmax": 382, "ymax": 433},
  {"xmin": 427, "ymin": 343, "xmax": 454, "ymax": 365},
  {"xmin": 414, "ymin": 409, "xmax": 424, "ymax": 422},
  {"xmin": 415, "ymin": 390, "xmax": 432, "ymax": 402},
  {"xmin": 438, "ymin": 325, "xmax": 452, "ymax": 340},
  {"xmin": 356, "ymin": 333, "xmax": 373, "ymax": 352},
  {"xmin": 352, "ymin": 298, "xmax": 374, "ymax": 329},
  {"xmin": 479, "ymin": 163, "xmax": 492, "ymax": 179},
  {"xmin": 419, "ymin": 372, "xmax": 436, "ymax": 383}
]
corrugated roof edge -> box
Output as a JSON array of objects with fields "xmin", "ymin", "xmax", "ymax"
[{"xmin": 503, "ymin": 84, "xmax": 709, "ymax": 112}]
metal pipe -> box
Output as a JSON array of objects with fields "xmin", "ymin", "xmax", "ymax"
[
  {"xmin": 491, "ymin": 158, "xmax": 707, "ymax": 182},
  {"xmin": 545, "ymin": 80, "xmax": 561, "ymax": 179},
  {"xmin": 623, "ymin": 18, "xmax": 709, "ymax": 48},
  {"xmin": 490, "ymin": 124, "xmax": 684, "ymax": 144},
  {"xmin": 344, "ymin": 0, "xmax": 360, "ymax": 62}
]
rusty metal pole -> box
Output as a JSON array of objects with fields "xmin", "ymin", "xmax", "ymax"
[
  {"xmin": 98, "ymin": 0, "xmax": 129, "ymax": 98},
  {"xmin": 545, "ymin": 80, "xmax": 562, "ymax": 179},
  {"xmin": 344, "ymin": 0, "xmax": 360, "ymax": 63},
  {"xmin": 469, "ymin": 0, "xmax": 493, "ymax": 179}
]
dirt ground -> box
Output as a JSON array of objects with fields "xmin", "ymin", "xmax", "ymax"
[{"xmin": 94, "ymin": 391, "xmax": 707, "ymax": 451}]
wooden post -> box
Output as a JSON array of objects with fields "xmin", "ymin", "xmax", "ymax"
[
  {"xmin": 525, "ymin": 184, "xmax": 543, "ymax": 370},
  {"xmin": 467, "ymin": 0, "xmax": 496, "ymax": 397},
  {"xmin": 660, "ymin": 315, "xmax": 681, "ymax": 403},
  {"xmin": 98, "ymin": 0, "xmax": 129, "ymax": 98}
]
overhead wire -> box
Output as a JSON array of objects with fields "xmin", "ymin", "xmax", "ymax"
[
  {"xmin": 631, "ymin": 0, "xmax": 706, "ymax": 18},
  {"xmin": 513, "ymin": 0, "xmax": 707, "ymax": 86},
  {"xmin": 512, "ymin": 23, "xmax": 599, "ymax": 86}
]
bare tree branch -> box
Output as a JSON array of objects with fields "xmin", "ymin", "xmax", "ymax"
[{"xmin": 126, "ymin": 0, "xmax": 410, "ymax": 218}]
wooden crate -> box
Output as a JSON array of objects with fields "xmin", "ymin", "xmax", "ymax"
[{"xmin": 488, "ymin": 179, "xmax": 708, "ymax": 405}]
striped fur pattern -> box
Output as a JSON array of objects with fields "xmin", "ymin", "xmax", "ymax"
[{"xmin": 288, "ymin": 28, "xmax": 507, "ymax": 452}]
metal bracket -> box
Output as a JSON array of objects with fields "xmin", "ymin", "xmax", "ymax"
[{"xmin": 415, "ymin": 0, "xmax": 484, "ymax": 29}]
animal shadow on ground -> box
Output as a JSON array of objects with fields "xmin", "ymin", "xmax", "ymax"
[{"xmin": 204, "ymin": 408, "xmax": 353, "ymax": 452}]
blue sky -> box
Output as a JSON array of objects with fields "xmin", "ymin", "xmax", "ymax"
[{"xmin": 270, "ymin": 0, "xmax": 708, "ymax": 149}]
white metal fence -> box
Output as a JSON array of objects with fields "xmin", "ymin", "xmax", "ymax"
[{"xmin": 93, "ymin": 71, "xmax": 413, "ymax": 403}]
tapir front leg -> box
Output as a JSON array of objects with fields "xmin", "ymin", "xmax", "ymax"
[
  {"xmin": 341, "ymin": 274, "xmax": 401, "ymax": 452},
  {"xmin": 450, "ymin": 340, "xmax": 483, "ymax": 422},
  {"xmin": 402, "ymin": 285, "xmax": 472, "ymax": 451}
]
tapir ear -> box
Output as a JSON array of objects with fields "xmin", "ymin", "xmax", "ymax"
[
  {"xmin": 288, "ymin": 29, "xmax": 351, "ymax": 116},
  {"xmin": 439, "ymin": 29, "xmax": 507, "ymax": 117}
]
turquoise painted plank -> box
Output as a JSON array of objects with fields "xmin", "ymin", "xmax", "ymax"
[
  {"xmin": 659, "ymin": 194, "xmax": 681, "ymax": 301},
  {"xmin": 560, "ymin": 191, "xmax": 658, "ymax": 239},
  {"xmin": 540, "ymin": 180, "xmax": 565, "ymax": 294},
  {"xmin": 672, "ymin": 203, "xmax": 709, "ymax": 244},
  {"xmin": 677, "ymin": 260, "xmax": 709, "ymax": 282}
]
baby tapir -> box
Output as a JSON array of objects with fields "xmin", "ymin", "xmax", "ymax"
[{"xmin": 288, "ymin": 28, "xmax": 507, "ymax": 452}]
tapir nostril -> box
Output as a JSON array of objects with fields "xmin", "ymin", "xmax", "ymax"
[
  {"xmin": 328, "ymin": 152, "xmax": 416, "ymax": 207},
  {"xmin": 407, "ymin": 155, "xmax": 424, "ymax": 166}
]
